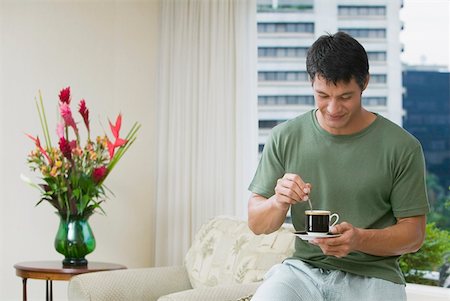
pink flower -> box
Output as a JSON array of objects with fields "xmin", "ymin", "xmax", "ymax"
[
  {"xmin": 58, "ymin": 137, "xmax": 72, "ymax": 160},
  {"xmin": 60, "ymin": 103, "xmax": 78, "ymax": 135},
  {"xmin": 59, "ymin": 87, "xmax": 71, "ymax": 104},
  {"xmin": 56, "ymin": 122, "xmax": 65, "ymax": 139},
  {"xmin": 92, "ymin": 166, "xmax": 108, "ymax": 183},
  {"xmin": 107, "ymin": 114, "xmax": 127, "ymax": 158},
  {"xmin": 78, "ymin": 99, "xmax": 90, "ymax": 132}
]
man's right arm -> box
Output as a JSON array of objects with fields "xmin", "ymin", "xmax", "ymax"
[
  {"xmin": 248, "ymin": 193, "xmax": 290, "ymax": 235},
  {"xmin": 248, "ymin": 173, "xmax": 311, "ymax": 235}
]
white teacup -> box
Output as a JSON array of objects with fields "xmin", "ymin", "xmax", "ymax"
[{"xmin": 305, "ymin": 210, "xmax": 339, "ymax": 236}]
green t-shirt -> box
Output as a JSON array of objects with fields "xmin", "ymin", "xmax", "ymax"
[{"xmin": 248, "ymin": 110, "xmax": 429, "ymax": 284}]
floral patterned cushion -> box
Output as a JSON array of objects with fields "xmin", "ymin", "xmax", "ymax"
[
  {"xmin": 184, "ymin": 216, "xmax": 295, "ymax": 289},
  {"xmin": 236, "ymin": 294, "xmax": 253, "ymax": 301}
]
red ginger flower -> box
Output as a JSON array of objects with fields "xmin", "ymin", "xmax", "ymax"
[
  {"xmin": 107, "ymin": 114, "xmax": 127, "ymax": 159},
  {"xmin": 59, "ymin": 86, "xmax": 71, "ymax": 104},
  {"xmin": 58, "ymin": 137, "xmax": 72, "ymax": 160},
  {"xmin": 26, "ymin": 134, "xmax": 52, "ymax": 164},
  {"xmin": 78, "ymin": 99, "xmax": 90, "ymax": 132},
  {"xmin": 92, "ymin": 166, "xmax": 108, "ymax": 183}
]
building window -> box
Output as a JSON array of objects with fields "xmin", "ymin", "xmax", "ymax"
[
  {"xmin": 258, "ymin": 71, "xmax": 309, "ymax": 82},
  {"xmin": 338, "ymin": 5, "xmax": 386, "ymax": 17},
  {"xmin": 258, "ymin": 144, "xmax": 265, "ymax": 153},
  {"xmin": 362, "ymin": 96, "xmax": 387, "ymax": 106},
  {"xmin": 258, "ymin": 22, "xmax": 314, "ymax": 34},
  {"xmin": 367, "ymin": 51, "xmax": 387, "ymax": 63},
  {"xmin": 259, "ymin": 120, "xmax": 286, "ymax": 129},
  {"xmin": 257, "ymin": 0, "xmax": 313, "ymax": 13},
  {"xmin": 431, "ymin": 140, "xmax": 446, "ymax": 150},
  {"xmin": 258, "ymin": 47, "xmax": 309, "ymax": 59},
  {"xmin": 259, "ymin": 95, "xmax": 315, "ymax": 105},
  {"xmin": 370, "ymin": 74, "xmax": 387, "ymax": 84},
  {"xmin": 339, "ymin": 28, "xmax": 386, "ymax": 39}
]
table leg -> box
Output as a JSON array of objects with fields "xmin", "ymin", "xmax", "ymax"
[
  {"xmin": 45, "ymin": 280, "xmax": 53, "ymax": 301},
  {"xmin": 22, "ymin": 278, "xmax": 27, "ymax": 301}
]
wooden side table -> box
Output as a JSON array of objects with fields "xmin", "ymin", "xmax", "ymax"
[{"xmin": 14, "ymin": 261, "xmax": 126, "ymax": 301}]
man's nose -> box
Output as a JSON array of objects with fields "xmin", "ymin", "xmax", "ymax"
[{"xmin": 327, "ymin": 99, "xmax": 340, "ymax": 114}]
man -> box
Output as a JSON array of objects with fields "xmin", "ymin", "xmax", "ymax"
[{"xmin": 248, "ymin": 32, "xmax": 429, "ymax": 301}]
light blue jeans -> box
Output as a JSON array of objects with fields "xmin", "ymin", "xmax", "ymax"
[{"xmin": 251, "ymin": 259, "xmax": 406, "ymax": 301}]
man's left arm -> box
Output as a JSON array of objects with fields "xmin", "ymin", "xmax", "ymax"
[{"xmin": 312, "ymin": 215, "xmax": 426, "ymax": 258}]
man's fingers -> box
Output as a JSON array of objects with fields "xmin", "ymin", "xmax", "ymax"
[
  {"xmin": 276, "ymin": 177, "xmax": 301, "ymax": 201},
  {"xmin": 283, "ymin": 173, "xmax": 306, "ymax": 189},
  {"xmin": 275, "ymin": 184, "xmax": 301, "ymax": 203},
  {"xmin": 332, "ymin": 222, "xmax": 351, "ymax": 234},
  {"xmin": 303, "ymin": 183, "xmax": 312, "ymax": 194},
  {"xmin": 278, "ymin": 174, "xmax": 311, "ymax": 202},
  {"xmin": 312, "ymin": 239, "xmax": 350, "ymax": 258}
]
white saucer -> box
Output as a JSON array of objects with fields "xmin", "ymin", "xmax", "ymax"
[{"xmin": 293, "ymin": 231, "xmax": 341, "ymax": 241}]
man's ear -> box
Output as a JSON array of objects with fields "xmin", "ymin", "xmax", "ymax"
[
  {"xmin": 309, "ymin": 75, "xmax": 315, "ymax": 87},
  {"xmin": 362, "ymin": 74, "xmax": 370, "ymax": 91}
]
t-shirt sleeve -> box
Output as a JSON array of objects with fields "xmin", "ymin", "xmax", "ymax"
[
  {"xmin": 248, "ymin": 128, "xmax": 286, "ymax": 199},
  {"xmin": 390, "ymin": 142, "xmax": 430, "ymax": 218}
]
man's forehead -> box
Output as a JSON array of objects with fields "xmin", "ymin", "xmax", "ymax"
[
  {"xmin": 312, "ymin": 76, "xmax": 363, "ymax": 96},
  {"xmin": 313, "ymin": 74, "xmax": 355, "ymax": 87}
]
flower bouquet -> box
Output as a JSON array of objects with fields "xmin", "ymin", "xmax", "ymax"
[{"xmin": 24, "ymin": 86, "xmax": 140, "ymax": 266}]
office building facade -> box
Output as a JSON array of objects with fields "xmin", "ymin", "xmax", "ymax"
[
  {"xmin": 403, "ymin": 69, "xmax": 450, "ymax": 188},
  {"xmin": 257, "ymin": 0, "xmax": 404, "ymax": 151}
]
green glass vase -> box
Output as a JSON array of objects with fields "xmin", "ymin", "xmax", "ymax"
[{"xmin": 54, "ymin": 214, "xmax": 96, "ymax": 267}]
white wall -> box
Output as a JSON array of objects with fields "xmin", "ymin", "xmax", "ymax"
[{"xmin": 0, "ymin": 0, "xmax": 160, "ymax": 300}]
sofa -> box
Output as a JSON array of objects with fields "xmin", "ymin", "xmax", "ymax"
[
  {"xmin": 68, "ymin": 216, "xmax": 450, "ymax": 301},
  {"xmin": 68, "ymin": 216, "xmax": 295, "ymax": 301}
]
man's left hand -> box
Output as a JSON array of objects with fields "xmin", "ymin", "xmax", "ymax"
[{"xmin": 311, "ymin": 222, "xmax": 361, "ymax": 258}]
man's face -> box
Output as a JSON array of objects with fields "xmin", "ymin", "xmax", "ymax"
[{"xmin": 313, "ymin": 75, "xmax": 368, "ymax": 135}]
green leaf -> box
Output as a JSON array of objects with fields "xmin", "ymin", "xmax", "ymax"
[{"xmin": 400, "ymin": 223, "xmax": 450, "ymax": 285}]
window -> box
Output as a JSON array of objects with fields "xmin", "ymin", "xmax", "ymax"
[
  {"xmin": 338, "ymin": 5, "xmax": 386, "ymax": 17},
  {"xmin": 259, "ymin": 95, "xmax": 314, "ymax": 105},
  {"xmin": 431, "ymin": 140, "xmax": 446, "ymax": 150},
  {"xmin": 258, "ymin": 47, "xmax": 309, "ymax": 59},
  {"xmin": 362, "ymin": 96, "xmax": 387, "ymax": 106},
  {"xmin": 258, "ymin": 71, "xmax": 309, "ymax": 82},
  {"xmin": 258, "ymin": 144, "xmax": 265, "ymax": 153},
  {"xmin": 367, "ymin": 51, "xmax": 387, "ymax": 63},
  {"xmin": 258, "ymin": 22, "xmax": 314, "ymax": 34},
  {"xmin": 370, "ymin": 74, "xmax": 387, "ymax": 84},
  {"xmin": 257, "ymin": 0, "xmax": 313, "ymax": 13},
  {"xmin": 259, "ymin": 120, "xmax": 286, "ymax": 129},
  {"xmin": 339, "ymin": 28, "xmax": 386, "ymax": 39}
]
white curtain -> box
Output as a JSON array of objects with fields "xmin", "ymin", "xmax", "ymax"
[{"xmin": 154, "ymin": 0, "xmax": 258, "ymax": 266}]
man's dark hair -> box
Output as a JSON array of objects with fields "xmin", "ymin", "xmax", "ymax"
[{"xmin": 306, "ymin": 32, "xmax": 369, "ymax": 90}]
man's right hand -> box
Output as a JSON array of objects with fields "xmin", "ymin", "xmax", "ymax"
[
  {"xmin": 248, "ymin": 173, "xmax": 312, "ymax": 234},
  {"xmin": 273, "ymin": 173, "xmax": 312, "ymax": 210}
]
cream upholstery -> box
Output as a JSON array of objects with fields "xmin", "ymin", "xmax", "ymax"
[
  {"xmin": 68, "ymin": 216, "xmax": 295, "ymax": 301},
  {"xmin": 185, "ymin": 216, "xmax": 295, "ymax": 288},
  {"xmin": 68, "ymin": 266, "xmax": 192, "ymax": 301}
]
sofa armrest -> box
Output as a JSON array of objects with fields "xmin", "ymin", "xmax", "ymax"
[
  {"xmin": 68, "ymin": 266, "xmax": 192, "ymax": 301},
  {"xmin": 158, "ymin": 282, "xmax": 261, "ymax": 301}
]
